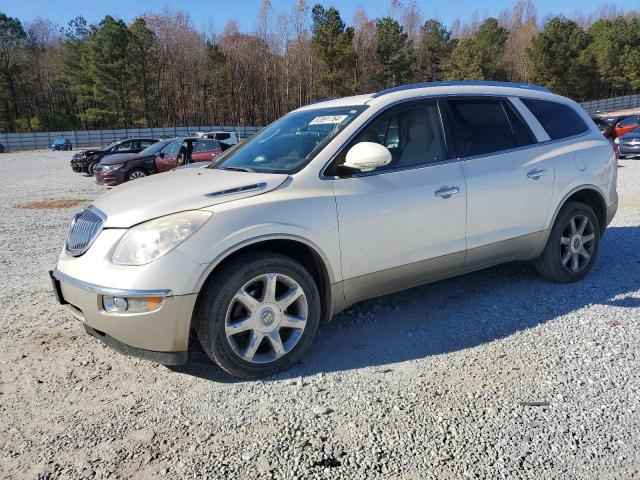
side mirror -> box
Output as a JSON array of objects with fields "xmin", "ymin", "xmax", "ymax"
[
  {"xmin": 158, "ymin": 151, "xmax": 165, "ymax": 158},
  {"xmin": 342, "ymin": 142, "xmax": 391, "ymax": 173}
]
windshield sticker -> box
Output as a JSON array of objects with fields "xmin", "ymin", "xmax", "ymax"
[{"xmin": 309, "ymin": 115, "xmax": 349, "ymax": 125}]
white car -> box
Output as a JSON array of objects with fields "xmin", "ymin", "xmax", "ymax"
[
  {"xmin": 195, "ymin": 131, "xmax": 239, "ymax": 150},
  {"xmin": 51, "ymin": 81, "xmax": 618, "ymax": 379}
]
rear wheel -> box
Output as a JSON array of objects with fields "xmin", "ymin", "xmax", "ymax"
[
  {"xmin": 195, "ymin": 252, "xmax": 321, "ymax": 379},
  {"xmin": 126, "ymin": 169, "xmax": 147, "ymax": 181},
  {"xmin": 535, "ymin": 201, "xmax": 600, "ymax": 282}
]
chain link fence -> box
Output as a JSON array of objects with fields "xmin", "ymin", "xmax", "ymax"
[{"xmin": 0, "ymin": 125, "xmax": 263, "ymax": 152}]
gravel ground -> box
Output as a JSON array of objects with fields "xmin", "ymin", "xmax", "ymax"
[{"xmin": 0, "ymin": 150, "xmax": 639, "ymax": 479}]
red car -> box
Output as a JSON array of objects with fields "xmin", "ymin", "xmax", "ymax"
[
  {"xmin": 605, "ymin": 114, "xmax": 640, "ymax": 139},
  {"xmin": 95, "ymin": 138, "xmax": 223, "ymax": 187},
  {"xmin": 155, "ymin": 138, "xmax": 223, "ymax": 172}
]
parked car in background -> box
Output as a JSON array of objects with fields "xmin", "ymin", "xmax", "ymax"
[
  {"xmin": 52, "ymin": 81, "xmax": 618, "ymax": 379},
  {"xmin": 71, "ymin": 138, "xmax": 158, "ymax": 175},
  {"xmin": 195, "ymin": 131, "xmax": 239, "ymax": 150},
  {"xmin": 615, "ymin": 126, "xmax": 640, "ymax": 158},
  {"xmin": 94, "ymin": 137, "xmax": 221, "ymax": 186},
  {"xmin": 154, "ymin": 138, "xmax": 222, "ymax": 173},
  {"xmin": 606, "ymin": 114, "xmax": 640, "ymax": 139},
  {"xmin": 51, "ymin": 138, "xmax": 72, "ymax": 151},
  {"xmin": 0, "ymin": 142, "xmax": 5, "ymax": 153},
  {"xmin": 590, "ymin": 116, "xmax": 611, "ymax": 134},
  {"xmin": 94, "ymin": 138, "xmax": 174, "ymax": 186}
]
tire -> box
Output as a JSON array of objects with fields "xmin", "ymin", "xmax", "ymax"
[
  {"xmin": 126, "ymin": 169, "xmax": 148, "ymax": 181},
  {"xmin": 535, "ymin": 201, "xmax": 600, "ymax": 283},
  {"xmin": 195, "ymin": 252, "xmax": 321, "ymax": 379},
  {"xmin": 87, "ymin": 162, "xmax": 98, "ymax": 176}
]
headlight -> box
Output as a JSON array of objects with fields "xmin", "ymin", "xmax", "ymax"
[
  {"xmin": 100, "ymin": 164, "xmax": 123, "ymax": 172},
  {"xmin": 112, "ymin": 210, "xmax": 212, "ymax": 265},
  {"xmin": 614, "ymin": 137, "xmax": 620, "ymax": 145}
]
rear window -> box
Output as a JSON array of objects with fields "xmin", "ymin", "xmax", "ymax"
[
  {"xmin": 214, "ymin": 133, "xmax": 231, "ymax": 140},
  {"xmin": 446, "ymin": 98, "xmax": 518, "ymax": 157},
  {"xmin": 521, "ymin": 98, "xmax": 588, "ymax": 140}
]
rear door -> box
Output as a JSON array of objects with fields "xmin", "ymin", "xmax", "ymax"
[
  {"xmin": 446, "ymin": 97, "xmax": 554, "ymax": 262},
  {"xmin": 191, "ymin": 139, "xmax": 222, "ymax": 162}
]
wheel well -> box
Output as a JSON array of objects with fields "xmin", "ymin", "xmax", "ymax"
[
  {"xmin": 197, "ymin": 239, "xmax": 332, "ymax": 323},
  {"xmin": 564, "ymin": 189, "xmax": 606, "ymax": 232}
]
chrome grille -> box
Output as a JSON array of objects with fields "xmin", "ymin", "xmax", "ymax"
[{"xmin": 65, "ymin": 206, "xmax": 106, "ymax": 257}]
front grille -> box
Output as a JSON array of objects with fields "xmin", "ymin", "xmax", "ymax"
[{"xmin": 65, "ymin": 206, "xmax": 106, "ymax": 257}]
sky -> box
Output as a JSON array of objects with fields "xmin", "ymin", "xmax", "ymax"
[{"xmin": 0, "ymin": 0, "xmax": 631, "ymax": 32}]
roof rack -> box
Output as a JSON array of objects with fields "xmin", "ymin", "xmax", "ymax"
[{"xmin": 371, "ymin": 81, "xmax": 551, "ymax": 98}]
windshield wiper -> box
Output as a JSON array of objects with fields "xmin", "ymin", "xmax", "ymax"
[{"xmin": 220, "ymin": 166, "xmax": 256, "ymax": 173}]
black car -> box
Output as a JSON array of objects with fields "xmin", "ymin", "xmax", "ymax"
[
  {"xmin": 0, "ymin": 142, "xmax": 5, "ymax": 153},
  {"xmin": 70, "ymin": 138, "xmax": 159, "ymax": 175}
]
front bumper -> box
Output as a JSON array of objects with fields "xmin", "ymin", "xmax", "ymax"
[
  {"xmin": 50, "ymin": 269, "xmax": 196, "ymax": 365},
  {"xmin": 619, "ymin": 144, "xmax": 640, "ymax": 157}
]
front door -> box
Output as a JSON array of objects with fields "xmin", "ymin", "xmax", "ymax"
[
  {"xmin": 155, "ymin": 140, "xmax": 181, "ymax": 173},
  {"xmin": 330, "ymin": 100, "xmax": 467, "ymax": 302}
]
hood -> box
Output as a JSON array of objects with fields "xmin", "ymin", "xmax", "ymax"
[
  {"xmin": 100, "ymin": 152, "xmax": 141, "ymax": 165},
  {"xmin": 78, "ymin": 149, "xmax": 103, "ymax": 156},
  {"xmin": 93, "ymin": 168, "xmax": 288, "ymax": 228},
  {"xmin": 620, "ymin": 131, "xmax": 640, "ymax": 142}
]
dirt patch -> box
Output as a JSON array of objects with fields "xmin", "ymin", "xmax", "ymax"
[{"xmin": 16, "ymin": 199, "xmax": 88, "ymax": 209}]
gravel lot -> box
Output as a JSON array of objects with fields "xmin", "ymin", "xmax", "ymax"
[{"xmin": 0, "ymin": 150, "xmax": 639, "ymax": 479}]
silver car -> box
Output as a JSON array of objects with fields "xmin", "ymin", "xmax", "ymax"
[{"xmin": 51, "ymin": 81, "xmax": 618, "ymax": 378}]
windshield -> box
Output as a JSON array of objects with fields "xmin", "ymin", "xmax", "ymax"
[
  {"xmin": 211, "ymin": 106, "xmax": 367, "ymax": 173},
  {"xmin": 139, "ymin": 140, "xmax": 172, "ymax": 156}
]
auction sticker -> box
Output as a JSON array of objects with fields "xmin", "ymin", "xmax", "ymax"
[{"xmin": 309, "ymin": 115, "xmax": 349, "ymax": 125}]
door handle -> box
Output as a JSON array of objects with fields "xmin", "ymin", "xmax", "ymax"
[
  {"xmin": 527, "ymin": 168, "xmax": 548, "ymax": 180},
  {"xmin": 434, "ymin": 186, "xmax": 461, "ymax": 199}
]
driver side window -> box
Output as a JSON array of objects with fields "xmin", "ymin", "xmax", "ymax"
[{"xmin": 337, "ymin": 101, "xmax": 448, "ymax": 174}]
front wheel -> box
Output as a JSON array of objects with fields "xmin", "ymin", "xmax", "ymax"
[
  {"xmin": 195, "ymin": 252, "xmax": 321, "ymax": 379},
  {"xmin": 87, "ymin": 161, "xmax": 99, "ymax": 176},
  {"xmin": 126, "ymin": 169, "xmax": 147, "ymax": 181},
  {"xmin": 535, "ymin": 201, "xmax": 600, "ymax": 283}
]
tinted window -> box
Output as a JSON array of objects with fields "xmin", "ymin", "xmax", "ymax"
[
  {"xmin": 503, "ymin": 100, "xmax": 536, "ymax": 146},
  {"xmin": 215, "ymin": 133, "xmax": 231, "ymax": 140},
  {"xmin": 139, "ymin": 139, "xmax": 156, "ymax": 148},
  {"xmin": 618, "ymin": 115, "xmax": 639, "ymax": 127},
  {"xmin": 521, "ymin": 98, "xmax": 588, "ymax": 140},
  {"xmin": 163, "ymin": 141, "xmax": 182, "ymax": 155},
  {"xmin": 195, "ymin": 140, "xmax": 220, "ymax": 151},
  {"xmin": 446, "ymin": 98, "xmax": 517, "ymax": 156},
  {"xmin": 337, "ymin": 100, "xmax": 447, "ymax": 173}
]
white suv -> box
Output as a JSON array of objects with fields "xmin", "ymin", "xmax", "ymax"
[{"xmin": 51, "ymin": 81, "xmax": 618, "ymax": 378}]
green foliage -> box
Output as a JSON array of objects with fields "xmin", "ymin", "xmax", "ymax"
[
  {"xmin": 311, "ymin": 4, "xmax": 355, "ymax": 96},
  {"xmin": 584, "ymin": 17, "xmax": 640, "ymax": 96},
  {"xmin": 85, "ymin": 16, "xmax": 131, "ymax": 127},
  {"xmin": 418, "ymin": 19, "xmax": 451, "ymax": 82},
  {"xmin": 446, "ymin": 18, "xmax": 508, "ymax": 81},
  {"xmin": 528, "ymin": 16, "xmax": 598, "ymax": 100},
  {"xmin": 375, "ymin": 17, "xmax": 414, "ymax": 88},
  {"xmin": 0, "ymin": 13, "xmax": 26, "ymax": 131}
]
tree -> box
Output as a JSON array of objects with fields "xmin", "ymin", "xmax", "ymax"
[
  {"xmin": 375, "ymin": 17, "xmax": 414, "ymax": 88},
  {"xmin": 128, "ymin": 18, "xmax": 158, "ymax": 126},
  {"xmin": 311, "ymin": 4, "xmax": 355, "ymax": 97},
  {"xmin": 528, "ymin": 16, "xmax": 597, "ymax": 99},
  {"xmin": 0, "ymin": 13, "xmax": 26, "ymax": 131},
  {"xmin": 445, "ymin": 18, "xmax": 508, "ymax": 80},
  {"xmin": 417, "ymin": 19, "xmax": 451, "ymax": 81}
]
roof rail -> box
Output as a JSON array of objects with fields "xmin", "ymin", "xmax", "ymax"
[{"xmin": 371, "ymin": 81, "xmax": 552, "ymax": 98}]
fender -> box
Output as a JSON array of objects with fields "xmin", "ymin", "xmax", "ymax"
[
  {"xmin": 546, "ymin": 184, "xmax": 607, "ymax": 236},
  {"xmin": 192, "ymin": 232, "xmax": 337, "ymax": 293}
]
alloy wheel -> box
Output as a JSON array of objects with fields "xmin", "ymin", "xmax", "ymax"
[
  {"xmin": 224, "ymin": 273, "xmax": 308, "ymax": 364},
  {"xmin": 560, "ymin": 214, "xmax": 596, "ymax": 273},
  {"xmin": 129, "ymin": 170, "xmax": 146, "ymax": 179}
]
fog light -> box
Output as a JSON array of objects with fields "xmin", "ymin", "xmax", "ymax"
[{"xmin": 103, "ymin": 296, "xmax": 164, "ymax": 314}]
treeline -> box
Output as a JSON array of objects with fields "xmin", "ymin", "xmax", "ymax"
[{"xmin": 0, "ymin": 1, "xmax": 639, "ymax": 133}]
